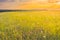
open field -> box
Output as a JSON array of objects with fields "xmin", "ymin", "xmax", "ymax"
[{"xmin": 0, "ymin": 10, "xmax": 60, "ymax": 40}]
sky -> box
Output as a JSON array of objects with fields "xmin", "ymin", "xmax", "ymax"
[{"xmin": 0, "ymin": 0, "xmax": 60, "ymax": 10}]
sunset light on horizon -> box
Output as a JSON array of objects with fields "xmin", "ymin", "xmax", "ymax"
[
  {"xmin": 0, "ymin": 0, "xmax": 60, "ymax": 10},
  {"xmin": 0, "ymin": 0, "xmax": 60, "ymax": 40}
]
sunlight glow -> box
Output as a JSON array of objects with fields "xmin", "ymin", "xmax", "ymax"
[
  {"xmin": 56, "ymin": 2, "xmax": 60, "ymax": 4},
  {"xmin": 37, "ymin": 0, "xmax": 48, "ymax": 2}
]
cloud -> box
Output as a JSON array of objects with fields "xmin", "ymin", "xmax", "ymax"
[
  {"xmin": 0, "ymin": 0, "xmax": 6, "ymax": 2},
  {"xmin": 0, "ymin": 0, "xmax": 60, "ymax": 10}
]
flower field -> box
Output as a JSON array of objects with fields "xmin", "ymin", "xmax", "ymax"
[{"xmin": 0, "ymin": 10, "xmax": 60, "ymax": 40}]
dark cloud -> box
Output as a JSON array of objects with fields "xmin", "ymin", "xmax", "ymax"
[
  {"xmin": 0, "ymin": 0, "xmax": 15, "ymax": 2},
  {"xmin": 0, "ymin": 0, "xmax": 7, "ymax": 2}
]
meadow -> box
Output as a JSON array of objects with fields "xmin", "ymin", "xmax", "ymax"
[{"xmin": 0, "ymin": 10, "xmax": 60, "ymax": 40}]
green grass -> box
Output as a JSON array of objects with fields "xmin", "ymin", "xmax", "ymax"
[{"xmin": 0, "ymin": 10, "xmax": 60, "ymax": 40}]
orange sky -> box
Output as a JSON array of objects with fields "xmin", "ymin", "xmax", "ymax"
[{"xmin": 0, "ymin": 0, "xmax": 60, "ymax": 10}]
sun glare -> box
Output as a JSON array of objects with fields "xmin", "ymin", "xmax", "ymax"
[{"xmin": 37, "ymin": 0, "xmax": 48, "ymax": 2}]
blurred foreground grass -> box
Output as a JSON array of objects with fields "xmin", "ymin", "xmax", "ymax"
[{"xmin": 0, "ymin": 10, "xmax": 60, "ymax": 40}]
